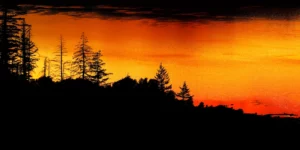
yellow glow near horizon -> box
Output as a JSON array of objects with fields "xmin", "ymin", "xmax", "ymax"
[{"xmin": 23, "ymin": 13, "xmax": 300, "ymax": 115}]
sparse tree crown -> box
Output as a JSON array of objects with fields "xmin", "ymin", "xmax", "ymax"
[
  {"xmin": 88, "ymin": 50, "xmax": 111, "ymax": 85},
  {"xmin": 154, "ymin": 63, "xmax": 172, "ymax": 92},
  {"xmin": 72, "ymin": 32, "xmax": 92, "ymax": 80},
  {"xmin": 176, "ymin": 81, "xmax": 193, "ymax": 101},
  {"xmin": 52, "ymin": 35, "xmax": 68, "ymax": 81}
]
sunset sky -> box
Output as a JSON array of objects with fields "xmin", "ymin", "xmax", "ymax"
[{"xmin": 16, "ymin": 2, "xmax": 300, "ymax": 116}]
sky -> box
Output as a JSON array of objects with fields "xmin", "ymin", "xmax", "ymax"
[{"xmin": 12, "ymin": 1, "xmax": 300, "ymax": 115}]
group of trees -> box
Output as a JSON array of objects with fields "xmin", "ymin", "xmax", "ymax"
[
  {"xmin": 42, "ymin": 32, "xmax": 193, "ymax": 98},
  {"xmin": 0, "ymin": 5, "xmax": 38, "ymax": 81},
  {"xmin": 154, "ymin": 63, "xmax": 194, "ymax": 102},
  {"xmin": 70, "ymin": 33, "xmax": 111, "ymax": 85},
  {"xmin": 0, "ymin": 5, "xmax": 195, "ymax": 104},
  {"xmin": 0, "ymin": 4, "xmax": 194, "ymax": 99},
  {"xmin": 1, "ymin": 5, "xmax": 299, "ymax": 131},
  {"xmin": 47, "ymin": 33, "xmax": 111, "ymax": 85},
  {"xmin": 0, "ymin": 5, "xmax": 112, "ymax": 86}
]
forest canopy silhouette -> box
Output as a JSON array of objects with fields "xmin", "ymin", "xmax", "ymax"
[{"xmin": 0, "ymin": 4, "xmax": 299, "ymax": 131}]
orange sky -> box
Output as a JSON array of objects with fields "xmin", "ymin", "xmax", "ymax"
[{"xmin": 22, "ymin": 13, "xmax": 300, "ymax": 116}]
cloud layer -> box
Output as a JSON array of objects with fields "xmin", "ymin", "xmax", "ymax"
[{"xmin": 4, "ymin": 0, "xmax": 300, "ymax": 21}]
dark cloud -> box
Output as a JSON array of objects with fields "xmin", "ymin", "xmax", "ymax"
[
  {"xmin": 252, "ymin": 100, "xmax": 269, "ymax": 107},
  {"xmin": 252, "ymin": 100, "xmax": 263, "ymax": 105},
  {"xmin": 3, "ymin": 0, "xmax": 300, "ymax": 21}
]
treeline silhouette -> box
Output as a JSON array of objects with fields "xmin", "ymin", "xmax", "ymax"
[{"xmin": 0, "ymin": 5, "xmax": 299, "ymax": 131}]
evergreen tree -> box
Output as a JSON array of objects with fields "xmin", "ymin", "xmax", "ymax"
[
  {"xmin": 23, "ymin": 35, "xmax": 38, "ymax": 80},
  {"xmin": 72, "ymin": 32, "xmax": 92, "ymax": 80},
  {"xmin": 176, "ymin": 81, "xmax": 193, "ymax": 101},
  {"xmin": 88, "ymin": 50, "xmax": 111, "ymax": 85},
  {"xmin": 20, "ymin": 20, "xmax": 38, "ymax": 80},
  {"xmin": 0, "ymin": 6, "xmax": 22, "ymax": 77},
  {"xmin": 154, "ymin": 63, "xmax": 172, "ymax": 92}
]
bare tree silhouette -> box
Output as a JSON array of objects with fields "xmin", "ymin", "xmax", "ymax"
[
  {"xmin": 62, "ymin": 60, "xmax": 72, "ymax": 79},
  {"xmin": 47, "ymin": 58, "xmax": 56, "ymax": 78},
  {"xmin": 42, "ymin": 57, "xmax": 47, "ymax": 77},
  {"xmin": 53, "ymin": 35, "xmax": 67, "ymax": 81}
]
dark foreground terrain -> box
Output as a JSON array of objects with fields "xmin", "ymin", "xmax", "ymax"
[
  {"xmin": 3, "ymin": 76, "xmax": 299, "ymax": 119},
  {"xmin": 1, "ymin": 75, "xmax": 299, "ymax": 144}
]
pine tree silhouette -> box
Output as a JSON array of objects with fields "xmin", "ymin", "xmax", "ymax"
[
  {"xmin": 176, "ymin": 81, "xmax": 193, "ymax": 101},
  {"xmin": 0, "ymin": 6, "xmax": 22, "ymax": 77},
  {"xmin": 0, "ymin": 6, "xmax": 37, "ymax": 80},
  {"xmin": 72, "ymin": 32, "xmax": 92, "ymax": 80},
  {"xmin": 154, "ymin": 63, "xmax": 172, "ymax": 92},
  {"xmin": 21, "ymin": 20, "xmax": 38, "ymax": 81},
  {"xmin": 88, "ymin": 50, "xmax": 111, "ymax": 85}
]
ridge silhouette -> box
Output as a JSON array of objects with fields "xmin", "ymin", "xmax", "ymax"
[{"xmin": 0, "ymin": 5, "xmax": 300, "ymax": 142}]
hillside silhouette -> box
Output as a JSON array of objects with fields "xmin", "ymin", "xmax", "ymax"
[{"xmin": 0, "ymin": 4, "xmax": 299, "ymax": 137}]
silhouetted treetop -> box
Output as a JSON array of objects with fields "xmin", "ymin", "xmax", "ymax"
[
  {"xmin": 176, "ymin": 81, "xmax": 193, "ymax": 101},
  {"xmin": 154, "ymin": 63, "xmax": 172, "ymax": 93},
  {"xmin": 0, "ymin": 7, "xmax": 38, "ymax": 81},
  {"xmin": 0, "ymin": 7, "xmax": 299, "ymax": 132},
  {"xmin": 53, "ymin": 35, "xmax": 67, "ymax": 81},
  {"xmin": 113, "ymin": 75, "xmax": 137, "ymax": 90},
  {"xmin": 72, "ymin": 32, "xmax": 92, "ymax": 80},
  {"xmin": 88, "ymin": 50, "xmax": 111, "ymax": 85}
]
